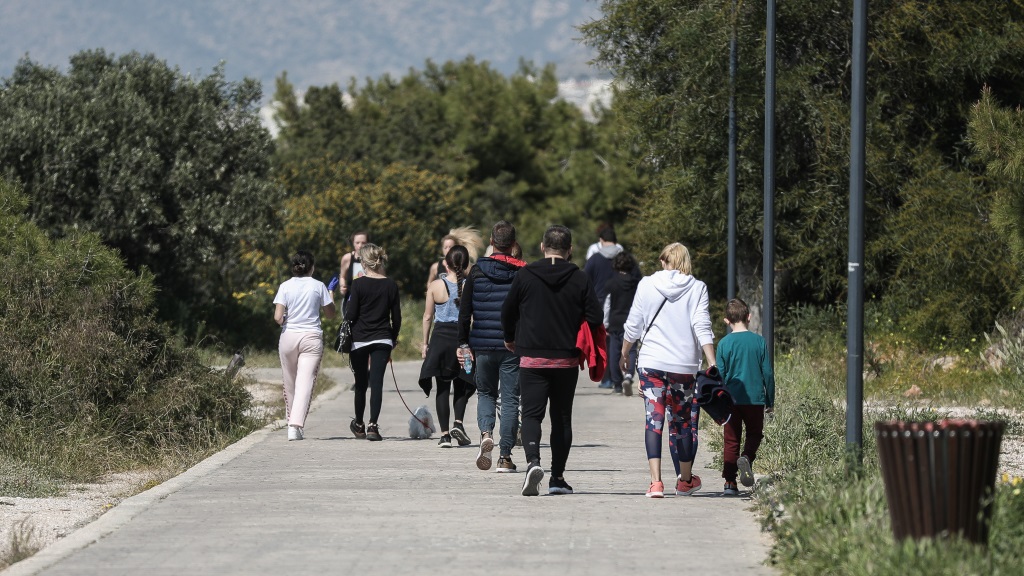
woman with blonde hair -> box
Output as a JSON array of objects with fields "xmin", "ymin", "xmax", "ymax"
[
  {"xmin": 620, "ymin": 242, "xmax": 716, "ymax": 497},
  {"xmin": 346, "ymin": 243, "xmax": 402, "ymax": 442},
  {"xmin": 426, "ymin": 227, "xmax": 483, "ymax": 287}
]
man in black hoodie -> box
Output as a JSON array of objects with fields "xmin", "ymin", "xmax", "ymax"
[{"xmin": 502, "ymin": 225, "xmax": 603, "ymax": 496}]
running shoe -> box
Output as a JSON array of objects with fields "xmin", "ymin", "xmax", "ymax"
[
  {"xmin": 737, "ymin": 455, "xmax": 754, "ymax": 487},
  {"xmin": 675, "ymin": 474, "xmax": 702, "ymax": 496},
  {"xmin": 522, "ymin": 464, "xmax": 544, "ymax": 496},
  {"xmin": 437, "ymin": 434, "xmax": 452, "ymax": 448},
  {"xmin": 349, "ymin": 419, "xmax": 366, "ymax": 439},
  {"xmin": 476, "ymin": 433, "xmax": 494, "ymax": 470},
  {"xmin": 622, "ymin": 376, "xmax": 634, "ymax": 397},
  {"xmin": 450, "ymin": 422, "xmax": 472, "ymax": 446},
  {"xmin": 548, "ymin": 477, "xmax": 573, "ymax": 495},
  {"xmin": 287, "ymin": 425, "xmax": 304, "ymax": 441},
  {"xmin": 366, "ymin": 423, "xmax": 382, "ymax": 441},
  {"xmin": 723, "ymin": 481, "xmax": 739, "ymax": 496},
  {"xmin": 646, "ymin": 481, "xmax": 665, "ymax": 498},
  {"xmin": 496, "ymin": 455, "xmax": 518, "ymax": 473}
]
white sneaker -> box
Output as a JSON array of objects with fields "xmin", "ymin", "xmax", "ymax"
[
  {"xmin": 522, "ymin": 464, "xmax": 545, "ymax": 496},
  {"xmin": 288, "ymin": 425, "xmax": 304, "ymax": 441}
]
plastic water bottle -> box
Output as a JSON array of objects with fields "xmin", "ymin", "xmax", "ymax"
[{"xmin": 460, "ymin": 344, "xmax": 473, "ymax": 374}]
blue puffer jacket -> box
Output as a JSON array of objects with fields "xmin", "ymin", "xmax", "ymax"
[{"xmin": 462, "ymin": 257, "xmax": 522, "ymax": 351}]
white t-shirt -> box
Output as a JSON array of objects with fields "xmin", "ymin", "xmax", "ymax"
[{"xmin": 273, "ymin": 277, "xmax": 333, "ymax": 333}]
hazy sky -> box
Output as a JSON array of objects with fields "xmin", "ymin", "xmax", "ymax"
[{"xmin": 1, "ymin": 0, "xmax": 605, "ymax": 95}]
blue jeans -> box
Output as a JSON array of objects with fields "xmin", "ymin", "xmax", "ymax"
[
  {"xmin": 607, "ymin": 330, "xmax": 637, "ymax": 388},
  {"xmin": 474, "ymin": 350, "xmax": 520, "ymax": 456}
]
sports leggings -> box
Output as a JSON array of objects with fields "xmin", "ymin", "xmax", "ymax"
[
  {"xmin": 435, "ymin": 378, "xmax": 473, "ymax": 431},
  {"xmin": 350, "ymin": 344, "xmax": 391, "ymax": 424},
  {"xmin": 639, "ymin": 367, "xmax": 699, "ymax": 477}
]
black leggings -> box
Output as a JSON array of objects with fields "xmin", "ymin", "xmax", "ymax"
[
  {"xmin": 520, "ymin": 367, "xmax": 578, "ymax": 477},
  {"xmin": 435, "ymin": 378, "xmax": 473, "ymax": 431},
  {"xmin": 350, "ymin": 344, "xmax": 391, "ymax": 424}
]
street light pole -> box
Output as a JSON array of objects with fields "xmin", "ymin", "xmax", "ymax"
[
  {"xmin": 846, "ymin": 0, "xmax": 868, "ymax": 464},
  {"xmin": 727, "ymin": 0, "xmax": 738, "ymax": 301},
  {"xmin": 763, "ymin": 0, "xmax": 776, "ymax": 364}
]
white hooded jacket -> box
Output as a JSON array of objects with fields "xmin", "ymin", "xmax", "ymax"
[{"xmin": 622, "ymin": 269, "xmax": 714, "ymax": 374}]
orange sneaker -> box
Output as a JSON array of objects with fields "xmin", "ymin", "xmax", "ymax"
[
  {"xmin": 675, "ymin": 474, "xmax": 702, "ymax": 496},
  {"xmin": 646, "ymin": 481, "xmax": 665, "ymax": 498}
]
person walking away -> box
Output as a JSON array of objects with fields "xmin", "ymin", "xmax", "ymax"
[
  {"xmin": 346, "ymin": 243, "xmax": 401, "ymax": 442},
  {"xmin": 620, "ymin": 243, "xmax": 715, "ymax": 498},
  {"xmin": 717, "ymin": 298, "xmax": 775, "ymax": 494},
  {"xmin": 338, "ymin": 230, "xmax": 369, "ymax": 317},
  {"xmin": 457, "ymin": 221, "xmax": 526, "ymax": 472},
  {"xmin": 604, "ymin": 251, "xmax": 640, "ymax": 396},
  {"xmin": 585, "ymin": 227, "xmax": 640, "ymax": 389},
  {"xmin": 502, "ymin": 225, "xmax": 602, "ymax": 496},
  {"xmin": 419, "ymin": 246, "xmax": 475, "ymax": 447},
  {"xmin": 273, "ymin": 251, "xmax": 336, "ymax": 441}
]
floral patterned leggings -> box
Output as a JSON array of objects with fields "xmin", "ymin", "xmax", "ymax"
[{"xmin": 640, "ymin": 367, "xmax": 700, "ymax": 477}]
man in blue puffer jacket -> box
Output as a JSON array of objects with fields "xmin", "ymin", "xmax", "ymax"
[{"xmin": 458, "ymin": 220, "xmax": 526, "ymax": 473}]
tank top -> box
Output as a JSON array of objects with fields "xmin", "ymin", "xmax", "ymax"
[{"xmin": 434, "ymin": 277, "xmax": 460, "ymax": 323}]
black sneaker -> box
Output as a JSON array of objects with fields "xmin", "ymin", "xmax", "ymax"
[
  {"xmin": 496, "ymin": 455, "xmax": 518, "ymax": 473},
  {"xmin": 437, "ymin": 434, "xmax": 452, "ymax": 448},
  {"xmin": 522, "ymin": 464, "xmax": 545, "ymax": 496},
  {"xmin": 612, "ymin": 387, "xmax": 623, "ymax": 394},
  {"xmin": 450, "ymin": 422, "xmax": 472, "ymax": 446},
  {"xmin": 548, "ymin": 477, "xmax": 573, "ymax": 495},
  {"xmin": 349, "ymin": 418, "xmax": 366, "ymax": 439},
  {"xmin": 366, "ymin": 423, "xmax": 382, "ymax": 441}
]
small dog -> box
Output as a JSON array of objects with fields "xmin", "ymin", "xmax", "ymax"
[{"xmin": 408, "ymin": 405, "xmax": 437, "ymax": 439}]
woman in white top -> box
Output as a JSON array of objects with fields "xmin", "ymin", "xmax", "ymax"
[
  {"xmin": 620, "ymin": 243, "xmax": 716, "ymax": 498},
  {"xmin": 273, "ymin": 251, "xmax": 336, "ymax": 441}
]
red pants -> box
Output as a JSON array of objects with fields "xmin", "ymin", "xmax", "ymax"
[{"xmin": 722, "ymin": 404, "xmax": 765, "ymax": 482}]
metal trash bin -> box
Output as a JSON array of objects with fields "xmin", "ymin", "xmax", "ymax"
[{"xmin": 875, "ymin": 419, "xmax": 1004, "ymax": 544}]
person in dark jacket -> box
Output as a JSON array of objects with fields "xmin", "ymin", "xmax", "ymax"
[
  {"xmin": 502, "ymin": 225, "xmax": 603, "ymax": 496},
  {"xmin": 604, "ymin": 251, "xmax": 640, "ymax": 396},
  {"xmin": 585, "ymin": 227, "xmax": 641, "ymax": 389},
  {"xmin": 346, "ymin": 243, "xmax": 401, "ymax": 442},
  {"xmin": 458, "ymin": 221, "xmax": 527, "ymax": 472}
]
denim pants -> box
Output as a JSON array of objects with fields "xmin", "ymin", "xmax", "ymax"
[
  {"xmin": 606, "ymin": 330, "xmax": 637, "ymax": 388},
  {"xmin": 474, "ymin": 350, "xmax": 520, "ymax": 456}
]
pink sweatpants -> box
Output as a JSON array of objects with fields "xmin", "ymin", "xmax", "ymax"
[{"xmin": 278, "ymin": 331, "xmax": 324, "ymax": 428}]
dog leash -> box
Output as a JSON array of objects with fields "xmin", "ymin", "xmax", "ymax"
[{"xmin": 389, "ymin": 358, "xmax": 430, "ymax": 429}]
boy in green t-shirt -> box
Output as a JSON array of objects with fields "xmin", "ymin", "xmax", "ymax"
[{"xmin": 716, "ymin": 298, "xmax": 775, "ymax": 495}]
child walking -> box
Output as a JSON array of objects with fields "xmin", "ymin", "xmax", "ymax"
[{"xmin": 716, "ymin": 298, "xmax": 775, "ymax": 495}]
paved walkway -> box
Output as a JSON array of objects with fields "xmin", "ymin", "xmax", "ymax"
[{"xmin": 9, "ymin": 361, "xmax": 774, "ymax": 576}]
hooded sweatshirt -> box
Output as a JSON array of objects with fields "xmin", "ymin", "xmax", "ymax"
[
  {"xmin": 583, "ymin": 243, "xmax": 623, "ymax": 302},
  {"xmin": 501, "ymin": 256, "xmax": 602, "ymax": 359},
  {"xmin": 622, "ymin": 269, "xmax": 714, "ymax": 374}
]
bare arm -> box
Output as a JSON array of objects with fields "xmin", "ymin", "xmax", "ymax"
[
  {"xmin": 422, "ymin": 282, "xmax": 439, "ymax": 358},
  {"xmin": 338, "ymin": 253, "xmax": 351, "ymax": 295},
  {"xmin": 274, "ymin": 304, "xmax": 287, "ymax": 326},
  {"xmin": 322, "ymin": 302, "xmax": 336, "ymax": 319},
  {"xmin": 702, "ymin": 343, "xmax": 716, "ymax": 369}
]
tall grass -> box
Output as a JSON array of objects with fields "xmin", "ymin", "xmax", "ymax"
[{"xmin": 751, "ymin": 349, "xmax": 1024, "ymax": 574}]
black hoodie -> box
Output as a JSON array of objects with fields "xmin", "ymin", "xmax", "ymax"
[
  {"xmin": 501, "ymin": 256, "xmax": 602, "ymax": 359},
  {"xmin": 605, "ymin": 272, "xmax": 640, "ymax": 333}
]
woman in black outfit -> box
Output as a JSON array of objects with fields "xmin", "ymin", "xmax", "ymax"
[{"xmin": 346, "ymin": 243, "xmax": 402, "ymax": 441}]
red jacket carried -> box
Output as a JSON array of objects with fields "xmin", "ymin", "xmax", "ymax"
[{"xmin": 576, "ymin": 321, "xmax": 607, "ymax": 382}]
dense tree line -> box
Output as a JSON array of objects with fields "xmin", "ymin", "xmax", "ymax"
[
  {"xmin": 271, "ymin": 57, "xmax": 648, "ymax": 277},
  {"xmin": 0, "ymin": 50, "xmax": 281, "ymax": 342},
  {"xmin": 581, "ymin": 0, "xmax": 1024, "ymax": 343}
]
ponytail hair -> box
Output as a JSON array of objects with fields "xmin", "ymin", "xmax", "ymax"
[
  {"xmin": 291, "ymin": 250, "xmax": 315, "ymax": 277},
  {"xmin": 445, "ymin": 245, "xmax": 470, "ymax": 307},
  {"xmin": 359, "ymin": 243, "xmax": 388, "ymax": 273}
]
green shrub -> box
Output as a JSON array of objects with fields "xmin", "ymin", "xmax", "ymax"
[{"xmin": 0, "ymin": 179, "xmax": 256, "ymax": 494}]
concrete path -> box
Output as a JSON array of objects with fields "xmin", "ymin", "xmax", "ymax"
[{"xmin": 9, "ymin": 361, "xmax": 774, "ymax": 576}]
